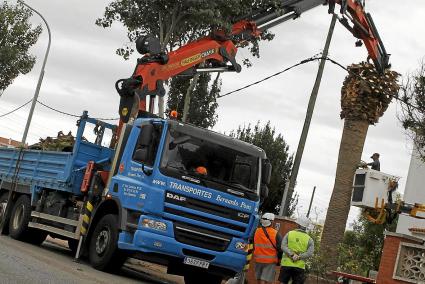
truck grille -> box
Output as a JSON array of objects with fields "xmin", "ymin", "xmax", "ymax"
[
  {"xmin": 165, "ymin": 191, "xmax": 250, "ymax": 224},
  {"xmin": 165, "ymin": 191, "xmax": 251, "ymax": 251},
  {"xmin": 164, "ymin": 207, "xmax": 246, "ymax": 232},
  {"xmin": 174, "ymin": 222, "xmax": 231, "ymax": 252}
]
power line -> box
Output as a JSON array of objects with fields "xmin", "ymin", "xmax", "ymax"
[
  {"xmin": 218, "ymin": 55, "xmax": 350, "ymax": 98},
  {"xmin": 218, "ymin": 55, "xmax": 324, "ymax": 98},
  {"xmin": 0, "ymin": 99, "xmax": 120, "ymax": 121},
  {"xmin": 36, "ymin": 100, "xmax": 80, "ymax": 118},
  {"xmin": 0, "ymin": 99, "xmax": 32, "ymax": 118},
  {"xmin": 0, "ymin": 55, "xmax": 416, "ymax": 122},
  {"xmin": 219, "ymin": 55, "xmax": 418, "ymax": 113},
  {"xmin": 36, "ymin": 100, "xmax": 119, "ymax": 121}
]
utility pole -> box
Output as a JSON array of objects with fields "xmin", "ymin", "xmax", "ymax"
[
  {"xmin": 306, "ymin": 186, "xmax": 316, "ymax": 218},
  {"xmin": 280, "ymin": 14, "xmax": 337, "ymax": 216},
  {"xmin": 21, "ymin": 0, "xmax": 51, "ymax": 146},
  {"xmin": 182, "ymin": 73, "xmax": 200, "ymax": 122}
]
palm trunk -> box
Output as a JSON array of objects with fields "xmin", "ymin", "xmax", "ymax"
[{"xmin": 320, "ymin": 119, "xmax": 369, "ymax": 271}]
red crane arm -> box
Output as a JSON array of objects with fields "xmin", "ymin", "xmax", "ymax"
[
  {"xmin": 329, "ymin": 0, "xmax": 389, "ymax": 73},
  {"xmin": 116, "ymin": 37, "xmax": 241, "ymax": 123},
  {"xmin": 116, "ymin": 0, "xmax": 390, "ymax": 125},
  {"xmin": 135, "ymin": 38, "xmax": 239, "ymax": 96}
]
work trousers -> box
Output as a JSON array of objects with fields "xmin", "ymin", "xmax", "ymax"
[{"xmin": 279, "ymin": 266, "xmax": 306, "ymax": 284}]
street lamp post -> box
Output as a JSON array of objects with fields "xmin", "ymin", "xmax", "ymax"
[
  {"xmin": 20, "ymin": 0, "xmax": 51, "ymax": 146},
  {"xmin": 0, "ymin": 0, "xmax": 51, "ymax": 235}
]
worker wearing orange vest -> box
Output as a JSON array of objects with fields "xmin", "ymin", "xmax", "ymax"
[{"xmin": 253, "ymin": 213, "xmax": 282, "ymax": 284}]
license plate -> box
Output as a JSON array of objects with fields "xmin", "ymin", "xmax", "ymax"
[{"xmin": 183, "ymin": 257, "xmax": 210, "ymax": 269}]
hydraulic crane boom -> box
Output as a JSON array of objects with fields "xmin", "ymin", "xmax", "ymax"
[
  {"xmin": 116, "ymin": 0, "xmax": 390, "ymax": 124},
  {"xmin": 329, "ymin": 0, "xmax": 389, "ymax": 73}
]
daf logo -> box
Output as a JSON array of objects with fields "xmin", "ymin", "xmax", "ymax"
[
  {"xmin": 237, "ymin": 212, "xmax": 249, "ymax": 219},
  {"xmin": 166, "ymin": 192, "xmax": 186, "ymax": 202}
]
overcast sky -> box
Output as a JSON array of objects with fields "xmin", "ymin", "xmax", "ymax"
[{"xmin": 1, "ymin": 0, "xmax": 425, "ymax": 226}]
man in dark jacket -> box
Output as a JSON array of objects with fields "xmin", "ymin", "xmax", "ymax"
[{"xmin": 368, "ymin": 153, "xmax": 380, "ymax": 171}]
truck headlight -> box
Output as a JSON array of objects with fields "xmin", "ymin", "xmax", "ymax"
[{"xmin": 142, "ymin": 219, "xmax": 167, "ymax": 231}]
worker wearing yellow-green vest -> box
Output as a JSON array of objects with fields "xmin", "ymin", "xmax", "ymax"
[{"xmin": 279, "ymin": 217, "xmax": 314, "ymax": 284}]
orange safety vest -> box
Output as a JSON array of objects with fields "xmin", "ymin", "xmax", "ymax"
[{"xmin": 253, "ymin": 226, "xmax": 278, "ymax": 264}]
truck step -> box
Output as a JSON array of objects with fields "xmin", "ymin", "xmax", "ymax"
[
  {"xmin": 31, "ymin": 212, "xmax": 80, "ymax": 226},
  {"xmin": 29, "ymin": 211, "xmax": 83, "ymax": 240},
  {"xmin": 29, "ymin": 222, "xmax": 81, "ymax": 240}
]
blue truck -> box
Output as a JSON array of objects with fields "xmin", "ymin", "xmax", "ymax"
[{"xmin": 0, "ymin": 111, "xmax": 271, "ymax": 283}]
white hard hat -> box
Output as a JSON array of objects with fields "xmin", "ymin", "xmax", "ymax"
[
  {"xmin": 260, "ymin": 213, "xmax": 275, "ymax": 227},
  {"xmin": 296, "ymin": 217, "xmax": 310, "ymax": 229}
]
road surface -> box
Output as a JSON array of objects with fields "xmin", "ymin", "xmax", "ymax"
[{"xmin": 0, "ymin": 235, "xmax": 180, "ymax": 284}]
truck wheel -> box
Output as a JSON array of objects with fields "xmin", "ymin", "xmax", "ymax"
[
  {"xmin": 89, "ymin": 214, "xmax": 126, "ymax": 271},
  {"xmin": 0, "ymin": 192, "xmax": 11, "ymax": 234},
  {"xmin": 184, "ymin": 272, "xmax": 223, "ymax": 284},
  {"xmin": 9, "ymin": 195, "xmax": 32, "ymax": 240},
  {"xmin": 26, "ymin": 229, "xmax": 48, "ymax": 245}
]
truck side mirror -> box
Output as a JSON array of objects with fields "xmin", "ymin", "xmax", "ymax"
[
  {"xmin": 138, "ymin": 124, "xmax": 154, "ymax": 146},
  {"xmin": 133, "ymin": 149, "xmax": 153, "ymax": 176},
  {"xmin": 133, "ymin": 124, "xmax": 154, "ymax": 164},
  {"xmin": 262, "ymin": 160, "xmax": 272, "ymax": 185},
  {"xmin": 134, "ymin": 149, "xmax": 148, "ymax": 162},
  {"xmin": 260, "ymin": 184, "xmax": 269, "ymax": 204}
]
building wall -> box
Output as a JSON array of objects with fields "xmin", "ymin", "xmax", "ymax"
[
  {"xmin": 396, "ymin": 147, "xmax": 425, "ymax": 239},
  {"xmin": 376, "ymin": 232, "xmax": 423, "ymax": 284},
  {"xmin": 0, "ymin": 137, "xmax": 21, "ymax": 148}
]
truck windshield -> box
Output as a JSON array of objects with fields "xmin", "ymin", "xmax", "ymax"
[{"xmin": 160, "ymin": 129, "xmax": 259, "ymax": 194}]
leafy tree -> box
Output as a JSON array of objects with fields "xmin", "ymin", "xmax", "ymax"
[
  {"xmin": 320, "ymin": 63, "xmax": 400, "ymax": 270},
  {"xmin": 167, "ymin": 72, "xmax": 220, "ymax": 128},
  {"xmin": 0, "ymin": 1, "xmax": 42, "ymax": 95},
  {"xmin": 338, "ymin": 214, "xmax": 398, "ymax": 276},
  {"xmin": 97, "ymin": 0, "xmax": 277, "ymax": 126},
  {"xmin": 231, "ymin": 121, "xmax": 293, "ymax": 213},
  {"xmin": 96, "ymin": 0, "xmax": 276, "ymax": 59},
  {"xmin": 399, "ymin": 60, "xmax": 425, "ymax": 160},
  {"xmin": 307, "ymin": 213, "xmax": 397, "ymax": 280},
  {"xmin": 306, "ymin": 223, "xmax": 329, "ymax": 281}
]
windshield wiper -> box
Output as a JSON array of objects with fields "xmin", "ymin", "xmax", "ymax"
[
  {"xmin": 166, "ymin": 166, "xmax": 208, "ymax": 187},
  {"xmin": 229, "ymin": 181, "xmax": 252, "ymax": 192},
  {"xmin": 204, "ymin": 176, "xmax": 255, "ymax": 194},
  {"xmin": 228, "ymin": 181, "xmax": 259, "ymax": 200}
]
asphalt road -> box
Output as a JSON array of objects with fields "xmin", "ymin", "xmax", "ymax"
[{"xmin": 0, "ymin": 235, "xmax": 176, "ymax": 284}]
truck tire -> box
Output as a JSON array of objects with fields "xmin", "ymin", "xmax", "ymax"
[
  {"xmin": 88, "ymin": 214, "xmax": 126, "ymax": 271},
  {"xmin": 26, "ymin": 229, "xmax": 48, "ymax": 245},
  {"xmin": 184, "ymin": 271, "xmax": 223, "ymax": 284},
  {"xmin": 8, "ymin": 194, "xmax": 47, "ymax": 245},
  {"xmin": 0, "ymin": 192, "xmax": 11, "ymax": 234},
  {"xmin": 9, "ymin": 195, "xmax": 32, "ymax": 240}
]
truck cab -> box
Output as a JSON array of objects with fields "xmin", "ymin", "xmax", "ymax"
[{"xmin": 110, "ymin": 117, "xmax": 270, "ymax": 281}]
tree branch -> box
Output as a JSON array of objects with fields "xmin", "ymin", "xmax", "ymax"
[
  {"xmin": 163, "ymin": 5, "xmax": 180, "ymax": 50},
  {"xmin": 159, "ymin": 11, "xmax": 164, "ymax": 50}
]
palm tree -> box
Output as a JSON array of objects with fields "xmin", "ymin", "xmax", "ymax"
[{"xmin": 320, "ymin": 62, "xmax": 399, "ymax": 271}]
